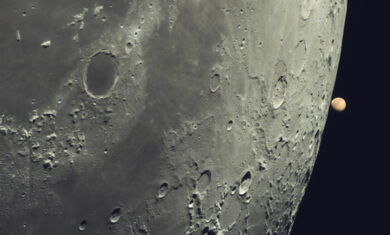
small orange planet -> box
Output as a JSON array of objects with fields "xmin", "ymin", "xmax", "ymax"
[{"xmin": 331, "ymin": 97, "xmax": 346, "ymax": 112}]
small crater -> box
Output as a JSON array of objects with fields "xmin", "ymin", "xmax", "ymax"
[
  {"xmin": 244, "ymin": 194, "xmax": 251, "ymax": 204},
  {"xmin": 138, "ymin": 225, "xmax": 149, "ymax": 234},
  {"xmin": 230, "ymin": 185, "xmax": 237, "ymax": 195},
  {"xmin": 271, "ymin": 76, "xmax": 287, "ymax": 109},
  {"xmin": 40, "ymin": 40, "xmax": 51, "ymax": 48},
  {"xmin": 197, "ymin": 170, "xmax": 211, "ymax": 193},
  {"xmin": 327, "ymin": 56, "xmax": 332, "ymax": 66},
  {"xmin": 157, "ymin": 182, "xmax": 169, "ymax": 199},
  {"xmin": 227, "ymin": 120, "xmax": 233, "ymax": 131},
  {"xmin": 292, "ymin": 40, "xmax": 307, "ymax": 74},
  {"xmin": 79, "ymin": 220, "xmax": 87, "ymax": 231},
  {"xmin": 239, "ymin": 171, "xmax": 252, "ymax": 195},
  {"xmin": 314, "ymin": 130, "xmax": 319, "ymax": 141},
  {"xmin": 109, "ymin": 207, "xmax": 122, "ymax": 224},
  {"xmin": 303, "ymin": 169, "xmax": 311, "ymax": 183},
  {"xmin": 209, "ymin": 73, "xmax": 221, "ymax": 92},
  {"xmin": 85, "ymin": 52, "xmax": 118, "ymax": 97},
  {"xmin": 311, "ymin": 130, "xmax": 320, "ymax": 156},
  {"xmin": 42, "ymin": 160, "xmax": 53, "ymax": 169},
  {"xmin": 240, "ymin": 38, "xmax": 245, "ymax": 49},
  {"xmin": 188, "ymin": 199, "xmax": 194, "ymax": 209},
  {"xmin": 126, "ymin": 41, "xmax": 133, "ymax": 49},
  {"xmin": 258, "ymin": 160, "xmax": 267, "ymax": 171}
]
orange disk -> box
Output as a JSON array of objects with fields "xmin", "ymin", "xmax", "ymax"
[{"xmin": 331, "ymin": 97, "xmax": 346, "ymax": 112}]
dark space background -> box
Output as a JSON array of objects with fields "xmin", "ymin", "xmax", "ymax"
[{"xmin": 291, "ymin": 1, "xmax": 388, "ymax": 234}]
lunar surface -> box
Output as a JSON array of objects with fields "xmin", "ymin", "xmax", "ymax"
[{"xmin": 0, "ymin": 0, "xmax": 347, "ymax": 234}]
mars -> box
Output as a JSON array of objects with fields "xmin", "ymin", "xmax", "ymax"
[{"xmin": 331, "ymin": 97, "xmax": 347, "ymax": 112}]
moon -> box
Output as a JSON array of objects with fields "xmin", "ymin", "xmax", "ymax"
[{"xmin": 0, "ymin": 0, "xmax": 347, "ymax": 234}]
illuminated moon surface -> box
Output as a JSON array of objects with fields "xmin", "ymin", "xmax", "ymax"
[{"xmin": 0, "ymin": 0, "xmax": 347, "ymax": 234}]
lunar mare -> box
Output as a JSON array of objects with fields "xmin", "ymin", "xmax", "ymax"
[{"xmin": 0, "ymin": 0, "xmax": 347, "ymax": 234}]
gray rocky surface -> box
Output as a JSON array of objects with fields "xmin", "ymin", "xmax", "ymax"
[{"xmin": 0, "ymin": 0, "xmax": 347, "ymax": 234}]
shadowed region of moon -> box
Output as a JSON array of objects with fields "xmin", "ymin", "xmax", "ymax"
[{"xmin": 85, "ymin": 52, "xmax": 118, "ymax": 97}]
